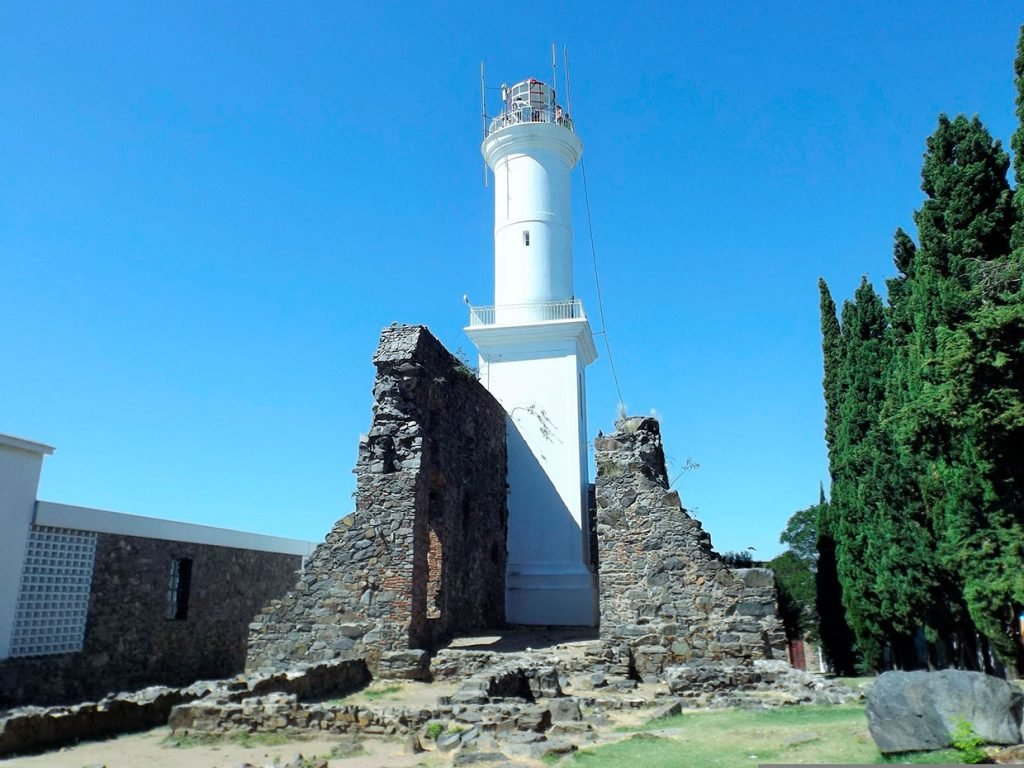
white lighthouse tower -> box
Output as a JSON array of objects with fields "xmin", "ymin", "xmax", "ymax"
[{"xmin": 466, "ymin": 78, "xmax": 598, "ymax": 626}]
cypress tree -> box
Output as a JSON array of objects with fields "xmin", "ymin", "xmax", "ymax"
[
  {"xmin": 815, "ymin": 32, "xmax": 1024, "ymax": 675},
  {"xmin": 1011, "ymin": 25, "xmax": 1024, "ymax": 252},
  {"xmin": 816, "ymin": 279, "xmax": 859, "ymax": 673},
  {"xmin": 899, "ymin": 112, "xmax": 1018, "ymax": 672},
  {"xmin": 830, "ymin": 278, "xmax": 890, "ymax": 666}
]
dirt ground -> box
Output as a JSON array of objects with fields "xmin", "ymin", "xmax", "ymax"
[
  {"xmin": 0, "ymin": 631, "xmax": 639, "ymax": 768},
  {"xmin": 0, "ymin": 727, "xmax": 443, "ymax": 768}
]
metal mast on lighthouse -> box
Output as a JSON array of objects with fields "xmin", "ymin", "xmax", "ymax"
[{"xmin": 466, "ymin": 75, "xmax": 598, "ymax": 626}]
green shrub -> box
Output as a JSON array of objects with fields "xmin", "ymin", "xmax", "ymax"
[{"xmin": 951, "ymin": 719, "xmax": 989, "ymax": 764}]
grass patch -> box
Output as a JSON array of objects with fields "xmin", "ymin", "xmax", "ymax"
[
  {"xmin": 161, "ymin": 730, "xmax": 300, "ymax": 749},
  {"xmin": 362, "ymin": 683, "xmax": 403, "ymax": 700},
  {"xmin": 234, "ymin": 731, "xmax": 295, "ymax": 748},
  {"xmin": 326, "ymin": 681, "xmax": 406, "ymax": 705},
  {"xmin": 160, "ymin": 732, "xmax": 222, "ymax": 748},
  {"xmin": 880, "ymin": 748, "xmax": 966, "ymax": 763},
  {"xmin": 566, "ymin": 703, "xmax": 967, "ymax": 767},
  {"xmin": 327, "ymin": 737, "xmax": 368, "ymax": 759}
]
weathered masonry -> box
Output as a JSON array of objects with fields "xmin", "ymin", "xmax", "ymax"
[
  {"xmin": 247, "ymin": 325, "xmax": 509, "ymax": 678},
  {"xmin": 247, "ymin": 330, "xmax": 786, "ymax": 682},
  {"xmin": 0, "ymin": 433, "xmax": 314, "ymax": 709},
  {"xmin": 595, "ymin": 417, "xmax": 787, "ymax": 676}
]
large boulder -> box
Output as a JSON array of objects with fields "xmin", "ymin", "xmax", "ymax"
[{"xmin": 867, "ymin": 670, "xmax": 1023, "ymax": 754}]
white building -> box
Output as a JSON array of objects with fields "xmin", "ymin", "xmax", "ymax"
[
  {"xmin": 465, "ymin": 78, "xmax": 599, "ymax": 626},
  {"xmin": 0, "ymin": 432, "xmax": 315, "ymax": 705}
]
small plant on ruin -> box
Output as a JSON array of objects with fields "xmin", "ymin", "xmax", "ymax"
[
  {"xmin": 425, "ymin": 721, "xmax": 444, "ymax": 740},
  {"xmin": 951, "ymin": 719, "xmax": 990, "ymax": 764},
  {"xmin": 614, "ymin": 401, "xmax": 628, "ymax": 429},
  {"xmin": 453, "ymin": 347, "xmax": 479, "ymax": 378},
  {"xmin": 668, "ymin": 456, "xmax": 701, "ymax": 488}
]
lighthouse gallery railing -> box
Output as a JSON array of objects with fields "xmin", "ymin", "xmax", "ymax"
[
  {"xmin": 488, "ymin": 106, "xmax": 574, "ymax": 137},
  {"xmin": 468, "ymin": 299, "xmax": 585, "ymax": 327}
]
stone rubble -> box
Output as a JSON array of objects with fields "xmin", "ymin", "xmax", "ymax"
[{"xmin": 0, "ymin": 658, "xmax": 368, "ymax": 757}]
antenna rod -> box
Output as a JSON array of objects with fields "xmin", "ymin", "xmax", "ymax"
[
  {"xmin": 480, "ymin": 61, "xmax": 488, "ymax": 188},
  {"xmin": 563, "ymin": 47, "xmax": 573, "ymax": 116},
  {"xmin": 552, "ymin": 43, "xmax": 557, "ymax": 100},
  {"xmin": 480, "ymin": 61, "xmax": 487, "ymax": 141}
]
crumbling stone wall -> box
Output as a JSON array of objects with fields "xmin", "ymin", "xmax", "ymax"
[
  {"xmin": 595, "ymin": 417, "xmax": 786, "ymax": 676},
  {"xmin": 0, "ymin": 537, "xmax": 301, "ymax": 709},
  {"xmin": 247, "ymin": 325, "xmax": 508, "ymax": 675}
]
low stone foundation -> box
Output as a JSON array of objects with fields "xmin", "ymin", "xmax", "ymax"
[
  {"xmin": 1, "ymin": 641, "xmax": 863, "ymax": 758},
  {"xmin": 0, "ymin": 658, "xmax": 369, "ymax": 757}
]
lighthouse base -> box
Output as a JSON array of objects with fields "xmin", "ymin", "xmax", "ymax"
[{"xmin": 506, "ymin": 563, "xmax": 598, "ymax": 626}]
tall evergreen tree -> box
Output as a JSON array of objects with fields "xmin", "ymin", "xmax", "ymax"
[
  {"xmin": 874, "ymin": 228, "xmax": 946, "ymax": 667},
  {"xmin": 816, "ymin": 31, "xmax": 1024, "ymax": 675},
  {"xmin": 1011, "ymin": 25, "xmax": 1024, "ymax": 252},
  {"xmin": 900, "ymin": 113, "xmax": 1017, "ymax": 671},
  {"xmin": 830, "ymin": 278, "xmax": 890, "ymax": 666},
  {"xmin": 816, "ymin": 280, "xmax": 859, "ymax": 673}
]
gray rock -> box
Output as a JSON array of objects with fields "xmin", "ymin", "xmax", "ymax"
[
  {"xmin": 648, "ymin": 699, "xmax": 683, "ymax": 720},
  {"xmin": 547, "ymin": 698, "xmax": 582, "ymax": 722},
  {"xmin": 867, "ymin": 669, "xmax": 1024, "ymax": 754},
  {"xmin": 452, "ymin": 751, "xmax": 511, "ymax": 766},
  {"xmin": 529, "ymin": 739, "xmax": 578, "ymax": 760},
  {"xmin": 505, "ymin": 730, "xmax": 544, "ymax": 744},
  {"xmin": 436, "ymin": 731, "xmax": 463, "ymax": 752}
]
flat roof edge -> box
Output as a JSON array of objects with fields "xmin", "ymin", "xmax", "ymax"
[
  {"xmin": 0, "ymin": 433, "xmax": 55, "ymax": 456},
  {"xmin": 34, "ymin": 500, "xmax": 318, "ymax": 557}
]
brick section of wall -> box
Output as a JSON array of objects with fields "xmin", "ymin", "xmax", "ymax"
[
  {"xmin": 246, "ymin": 325, "xmax": 508, "ymax": 675},
  {"xmin": 595, "ymin": 417, "xmax": 787, "ymax": 676},
  {"xmin": 0, "ymin": 537, "xmax": 302, "ymax": 709}
]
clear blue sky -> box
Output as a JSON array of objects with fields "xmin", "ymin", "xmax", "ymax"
[{"xmin": 2, "ymin": 2, "xmax": 1021, "ymax": 558}]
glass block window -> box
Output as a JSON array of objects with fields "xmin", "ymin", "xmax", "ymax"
[{"xmin": 9, "ymin": 526, "xmax": 96, "ymax": 657}]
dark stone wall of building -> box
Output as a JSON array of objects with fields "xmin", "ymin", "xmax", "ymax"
[
  {"xmin": 0, "ymin": 537, "xmax": 302, "ymax": 709},
  {"xmin": 246, "ymin": 325, "xmax": 508, "ymax": 675},
  {"xmin": 595, "ymin": 417, "xmax": 787, "ymax": 676}
]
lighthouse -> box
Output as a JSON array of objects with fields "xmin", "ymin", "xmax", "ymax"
[{"xmin": 465, "ymin": 78, "xmax": 598, "ymax": 626}]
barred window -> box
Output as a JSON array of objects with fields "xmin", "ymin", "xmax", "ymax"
[{"xmin": 166, "ymin": 558, "xmax": 192, "ymax": 620}]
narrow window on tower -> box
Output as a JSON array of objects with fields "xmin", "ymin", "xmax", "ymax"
[
  {"xmin": 522, "ymin": 230, "xmax": 530, "ymax": 246},
  {"xmin": 166, "ymin": 557, "xmax": 193, "ymax": 620}
]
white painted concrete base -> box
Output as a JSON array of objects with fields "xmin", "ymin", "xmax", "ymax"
[
  {"xmin": 505, "ymin": 563, "xmax": 598, "ymax": 626},
  {"xmin": 466, "ymin": 319, "xmax": 599, "ymax": 628}
]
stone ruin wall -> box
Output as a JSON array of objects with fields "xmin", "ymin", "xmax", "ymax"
[
  {"xmin": 246, "ymin": 325, "xmax": 508, "ymax": 676},
  {"xmin": 0, "ymin": 537, "xmax": 301, "ymax": 710},
  {"xmin": 595, "ymin": 417, "xmax": 787, "ymax": 677}
]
